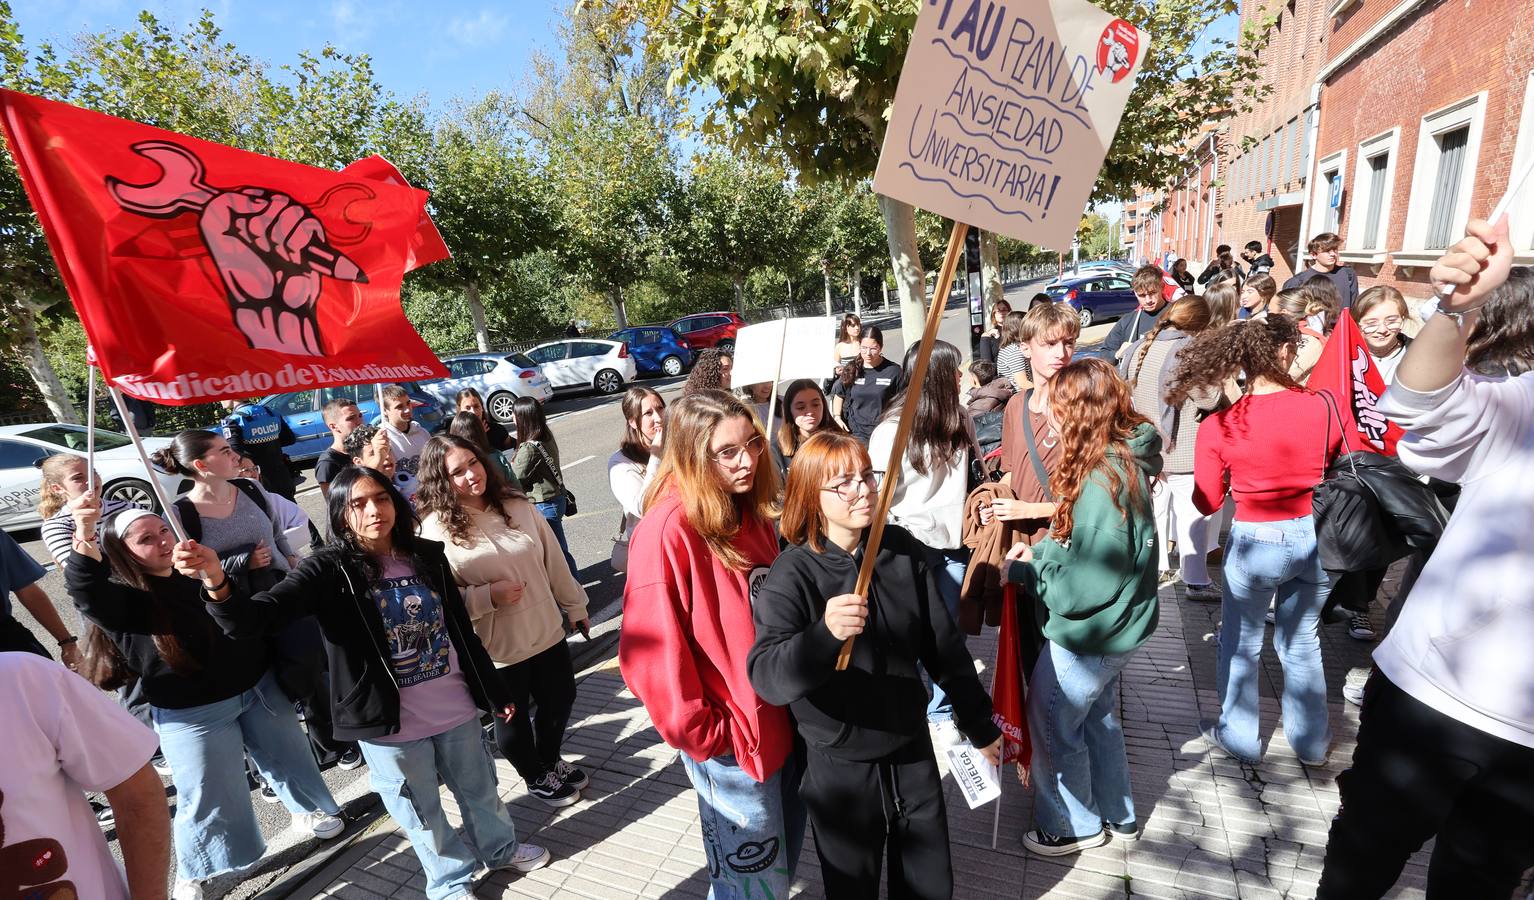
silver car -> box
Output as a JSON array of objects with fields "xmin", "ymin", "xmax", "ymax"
[
  {"xmin": 0, "ymin": 424, "xmax": 184, "ymax": 532},
  {"xmin": 420, "ymin": 353, "xmax": 555, "ymax": 424}
]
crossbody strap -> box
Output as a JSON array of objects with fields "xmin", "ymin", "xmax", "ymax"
[{"xmin": 1021, "ymin": 390, "xmax": 1057, "ymax": 502}]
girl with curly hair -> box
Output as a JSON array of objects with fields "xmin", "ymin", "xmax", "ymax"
[
  {"xmin": 1167, "ymin": 316, "xmax": 1343, "ymax": 768},
  {"xmin": 1002, "ymin": 357, "xmax": 1163, "ymax": 856},
  {"xmin": 681, "ymin": 347, "xmax": 734, "ymax": 396},
  {"xmin": 417, "ymin": 434, "xmax": 592, "ymax": 808}
]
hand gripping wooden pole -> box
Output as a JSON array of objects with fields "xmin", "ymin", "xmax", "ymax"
[{"xmin": 836, "ymin": 219, "xmax": 970, "ymax": 671}]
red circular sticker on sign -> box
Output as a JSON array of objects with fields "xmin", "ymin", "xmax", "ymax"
[{"xmin": 1096, "ymin": 19, "xmax": 1139, "ymax": 84}]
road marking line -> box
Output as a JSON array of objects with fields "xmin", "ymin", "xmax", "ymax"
[{"xmin": 562, "ymin": 455, "xmax": 594, "ymax": 471}]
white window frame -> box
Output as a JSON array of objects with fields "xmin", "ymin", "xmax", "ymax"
[
  {"xmin": 1399, "ymin": 92, "xmax": 1488, "ymax": 260},
  {"xmin": 1510, "ymin": 71, "xmax": 1534, "ymax": 258},
  {"xmin": 1312, "ymin": 149, "xmax": 1347, "ymax": 239},
  {"xmin": 1343, "ymin": 128, "xmax": 1400, "ymax": 262}
]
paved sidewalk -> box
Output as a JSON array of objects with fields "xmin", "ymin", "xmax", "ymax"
[{"xmin": 291, "ymin": 570, "xmax": 1526, "ymax": 900}]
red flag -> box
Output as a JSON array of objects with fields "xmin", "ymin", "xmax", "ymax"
[
  {"xmin": 1159, "ymin": 266, "xmax": 1186, "ymax": 303},
  {"xmin": 0, "ymin": 90, "xmax": 448, "ymax": 405},
  {"xmin": 340, "ymin": 155, "xmax": 451, "ymax": 272},
  {"xmin": 1306, "ymin": 312, "xmax": 1404, "ymax": 455},
  {"xmin": 992, "ymin": 583, "xmax": 1032, "ymax": 765}
]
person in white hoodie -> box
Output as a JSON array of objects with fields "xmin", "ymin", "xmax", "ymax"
[{"xmin": 1317, "ymin": 215, "xmax": 1534, "ymax": 898}]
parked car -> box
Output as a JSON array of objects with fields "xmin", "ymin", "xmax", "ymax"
[
  {"xmin": 667, "ymin": 311, "xmax": 745, "ymax": 351},
  {"xmin": 257, "ymin": 382, "xmax": 447, "ymax": 463},
  {"xmin": 419, "ymin": 353, "xmax": 554, "ymax": 424},
  {"xmin": 0, "ymin": 423, "xmax": 184, "ymax": 532},
  {"xmin": 524, "ymin": 339, "xmax": 637, "ymax": 395},
  {"xmin": 1043, "ymin": 272, "xmax": 1139, "ymax": 327},
  {"xmin": 609, "ymin": 326, "xmax": 694, "ymax": 377}
]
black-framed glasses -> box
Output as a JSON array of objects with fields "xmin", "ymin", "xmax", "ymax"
[
  {"xmin": 821, "ymin": 471, "xmax": 875, "ymax": 502},
  {"xmin": 711, "ymin": 434, "xmax": 766, "ymax": 466}
]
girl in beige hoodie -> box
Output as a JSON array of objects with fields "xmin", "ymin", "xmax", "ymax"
[{"xmin": 417, "ymin": 434, "xmax": 593, "ymax": 808}]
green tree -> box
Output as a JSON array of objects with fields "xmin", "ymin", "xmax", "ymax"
[
  {"xmin": 417, "ymin": 93, "xmax": 553, "ymax": 351},
  {"xmin": 605, "ymin": 0, "xmax": 1272, "ymax": 343},
  {"xmin": 816, "ymin": 182, "xmax": 887, "ymax": 316},
  {"xmin": 681, "ymin": 152, "xmax": 801, "ymax": 314}
]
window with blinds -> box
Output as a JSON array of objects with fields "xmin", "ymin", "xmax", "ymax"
[
  {"xmin": 1362, "ymin": 153, "xmax": 1389, "ymax": 250},
  {"xmin": 1426, "ymin": 126, "xmax": 1470, "ymax": 249}
]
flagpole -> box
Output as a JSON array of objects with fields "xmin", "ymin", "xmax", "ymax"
[
  {"xmin": 836, "ymin": 220, "xmax": 970, "ymax": 670},
  {"xmin": 85, "ymin": 364, "xmax": 97, "ymax": 492},
  {"xmin": 107, "ymin": 385, "xmax": 190, "ymax": 545},
  {"xmin": 991, "ymin": 774, "xmax": 1003, "ymax": 849},
  {"xmin": 763, "ymin": 318, "xmax": 788, "ymax": 451}
]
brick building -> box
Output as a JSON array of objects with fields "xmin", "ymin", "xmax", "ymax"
[
  {"xmin": 1305, "ymin": 0, "xmax": 1534, "ymax": 300},
  {"xmin": 1132, "ymin": 128, "xmax": 1224, "ymax": 271},
  {"xmin": 1123, "ymin": 193, "xmax": 1156, "ymax": 260}
]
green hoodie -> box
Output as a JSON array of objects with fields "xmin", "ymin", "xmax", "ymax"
[{"xmin": 1007, "ymin": 421, "xmax": 1163, "ymax": 656}]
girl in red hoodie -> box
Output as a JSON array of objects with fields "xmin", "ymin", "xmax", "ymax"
[{"xmin": 618, "ymin": 389, "xmax": 804, "ymax": 898}]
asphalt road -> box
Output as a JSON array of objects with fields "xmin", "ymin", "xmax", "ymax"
[{"xmin": 5, "ymin": 275, "xmax": 1095, "ymax": 892}]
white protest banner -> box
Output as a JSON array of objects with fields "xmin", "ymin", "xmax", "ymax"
[
  {"xmin": 872, "ymin": 0, "xmax": 1149, "ymax": 249},
  {"xmin": 728, "ymin": 316, "xmax": 837, "ymax": 389},
  {"xmin": 945, "ymin": 742, "xmax": 1003, "ymax": 810}
]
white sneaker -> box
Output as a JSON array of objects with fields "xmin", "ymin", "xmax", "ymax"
[
  {"xmin": 497, "ymin": 842, "xmax": 551, "ymax": 873},
  {"xmin": 297, "ymin": 811, "xmax": 345, "ymax": 840},
  {"xmin": 173, "ymin": 879, "xmax": 205, "ymax": 900},
  {"xmin": 1343, "ymin": 681, "xmax": 1366, "ymax": 706},
  {"xmin": 930, "ymin": 720, "xmax": 963, "ymax": 752}
]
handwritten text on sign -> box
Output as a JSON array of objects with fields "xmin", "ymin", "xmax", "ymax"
[{"xmin": 874, "ymin": 0, "xmax": 1148, "ymax": 249}]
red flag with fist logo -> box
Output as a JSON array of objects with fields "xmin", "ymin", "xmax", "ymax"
[
  {"xmin": 1306, "ymin": 313, "xmax": 1404, "ymax": 455},
  {"xmin": 0, "ymin": 89, "xmax": 449, "ymax": 405}
]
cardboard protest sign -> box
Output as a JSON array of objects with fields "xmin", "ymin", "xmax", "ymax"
[
  {"xmin": 873, "ymin": 0, "xmax": 1149, "ymax": 249},
  {"xmin": 945, "ymin": 742, "xmax": 1003, "ymax": 809},
  {"xmin": 729, "ymin": 316, "xmax": 837, "ymax": 389}
]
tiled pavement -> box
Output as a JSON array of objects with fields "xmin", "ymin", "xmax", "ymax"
[{"xmin": 294, "ymin": 563, "xmax": 1533, "ymax": 900}]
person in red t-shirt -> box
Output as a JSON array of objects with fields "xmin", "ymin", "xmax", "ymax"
[
  {"xmin": 618, "ymin": 390, "xmax": 804, "ymax": 898},
  {"xmin": 1168, "ymin": 316, "xmax": 1343, "ymax": 767}
]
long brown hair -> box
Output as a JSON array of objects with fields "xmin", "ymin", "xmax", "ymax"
[
  {"xmin": 776, "ymin": 379, "xmax": 843, "ymax": 457},
  {"xmin": 642, "ymin": 390, "xmax": 780, "ymax": 571},
  {"xmin": 884, "ymin": 339, "xmax": 966, "ymax": 476},
  {"xmin": 619, "ymin": 387, "xmax": 664, "ymax": 465},
  {"xmin": 1204, "ymin": 281, "xmax": 1240, "ymax": 328},
  {"xmin": 1129, "ymin": 295, "xmax": 1212, "ymax": 388},
  {"xmin": 837, "ymin": 313, "xmax": 862, "ymax": 345},
  {"xmin": 416, "ymin": 434, "xmax": 524, "ymax": 548},
  {"xmin": 1165, "ymin": 314, "xmax": 1302, "ymax": 406},
  {"xmin": 36, "ymin": 454, "xmax": 83, "ymax": 519},
  {"xmin": 1046, "ymin": 359, "xmax": 1152, "ymax": 541},
  {"xmin": 100, "ymin": 511, "xmax": 203, "ymax": 675},
  {"xmin": 780, "ymin": 431, "xmax": 869, "ymax": 553}
]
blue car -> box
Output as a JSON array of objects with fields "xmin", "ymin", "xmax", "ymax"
[
  {"xmin": 609, "ymin": 325, "xmax": 694, "ymax": 377},
  {"xmin": 255, "ymin": 382, "xmax": 447, "ymax": 463},
  {"xmin": 1043, "ymin": 272, "xmax": 1139, "ymax": 328}
]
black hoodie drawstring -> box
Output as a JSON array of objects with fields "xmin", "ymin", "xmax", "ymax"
[{"xmin": 876, "ymin": 761, "xmax": 907, "ymax": 834}]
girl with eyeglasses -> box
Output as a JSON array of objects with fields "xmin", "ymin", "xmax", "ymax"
[
  {"xmin": 617, "ymin": 390, "xmax": 804, "ymax": 900},
  {"xmin": 749, "ymin": 430, "xmax": 999, "ymax": 899},
  {"xmin": 1352, "ymin": 286, "xmax": 1412, "ymax": 385}
]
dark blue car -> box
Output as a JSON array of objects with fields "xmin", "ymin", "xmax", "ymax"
[
  {"xmin": 609, "ymin": 325, "xmax": 694, "ymax": 377},
  {"xmin": 1043, "ymin": 272, "xmax": 1139, "ymax": 327}
]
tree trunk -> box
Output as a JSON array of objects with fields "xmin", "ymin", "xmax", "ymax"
[
  {"xmin": 609, "ymin": 286, "xmax": 629, "ymax": 330},
  {"xmin": 852, "ymin": 267, "xmax": 863, "ymax": 317},
  {"xmin": 979, "ymin": 231, "xmax": 1005, "ymax": 314},
  {"xmin": 15, "ymin": 305, "xmax": 78, "ymax": 424},
  {"xmin": 821, "ymin": 259, "xmax": 834, "ymax": 317},
  {"xmin": 877, "ymin": 194, "xmax": 929, "ymax": 346},
  {"xmin": 464, "ymin": 281, "xmax": 490, "ymax": 352},
  {"xmin": 733, "ymin": 273, "xmax": 747, "ymax": 316}
]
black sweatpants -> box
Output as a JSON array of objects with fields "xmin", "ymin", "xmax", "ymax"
[
  {"xmin": 1318, "ymin": 673, "xmax": 1534, "ymax": 899},
  {"xmin": 272, "ymin": 615, "xmax": 355, "ymax": 765},
  {"xmin": 492, "ymin": 639, "xmax": 577, "ymax": 782},
  {"xmin": 800, "ymin": 746, "xmax": 952, "ymax": 900}
]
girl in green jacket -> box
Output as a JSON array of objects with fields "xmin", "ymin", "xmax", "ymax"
[{"xmin": 1003, "ymin": 357, "xmax": 1163, "ymax": 857}]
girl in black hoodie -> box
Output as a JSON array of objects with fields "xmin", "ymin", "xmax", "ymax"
[{"xmin": 748, "ymin": 431, "xmax": 1002, "ymax": 900}]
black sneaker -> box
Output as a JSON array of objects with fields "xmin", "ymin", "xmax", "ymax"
[
  {"xmin": 1104, "ymin": 820, "xmax": 1140, "ymax": 841},
  {"xmin": 92, "ymin": 799, "xmax": 115, "ymax": 829},
  {"xmin": 259, "ymin": 783, "xmax": 281, "ymax": 804},
  {"xmin": 552, "ymin": 760, "xmax": 588, "ymax": 791},
  {"xmin": 528, "ymin": 771, "xmax": 579, "ymax": 808},
  {"xmin": 1022, "ymin": 828, "xmax": 1109, "ymax": 856},
  {"xmin": 151, "ymin": 753, "xmax": 173, "ymax": 777},
  {"xmin": 337, "ymin": 748, "xmax": 364, "ymax": 770}
]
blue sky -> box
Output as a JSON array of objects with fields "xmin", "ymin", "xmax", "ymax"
[{"xmin": 12, "ymin": 0, "xmax": 568, "ymax": 110}]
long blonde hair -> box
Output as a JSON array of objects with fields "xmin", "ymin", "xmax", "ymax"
[
  {"xmin": 36, "ymin": 455, "xmax": 83, "ymax": 519},
  {"xmin": 642, "ymin": 390, "xmax": 780, "ymax": 571}
]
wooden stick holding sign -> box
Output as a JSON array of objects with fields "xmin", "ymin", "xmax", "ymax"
[{"xmin": 836, "ymin": 220, "xmax": 969, "ymax": 670}]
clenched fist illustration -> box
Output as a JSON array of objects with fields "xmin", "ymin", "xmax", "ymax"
[{"xmin": 107, "ymin": 141, "xmax": 368, "ymax": 358}]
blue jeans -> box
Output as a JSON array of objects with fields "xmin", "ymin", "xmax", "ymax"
[
  {"xmin": 680, "ymin": 753, "xmax": 806, "ymax": 900},
  {"xmin": 921, "ymin": 545, "xmax": 970, "ymax": 724},
  {"xmin": 1212, "ymin": 516, "xmax": 1333, "ymax": 764},
  {"xmin": 360, "ymin": 718, "xmax": 524, "ymax": 900},
  {"xmin": 152, "ymin": 670, "xmax": 341, "ymax": 881},
  {"xmin": 535, "ymin": 494, "xmax": 579, "ymax": 578},
  {"xmin": 1027, "ymin": 641, "xmax": 1137, "ymax": 838}
]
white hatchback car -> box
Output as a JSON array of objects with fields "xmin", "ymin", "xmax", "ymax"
[
  {"xmin": 420, "ymin": 352, "xmax": 555, "ymax": 424},
  {"xmin": 0, "ymin": 423, "xmax": 183, "ymax": 533},
  {"xmin": 524, "ymin": 339, "xmax": 637, "ymax": 396}
]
